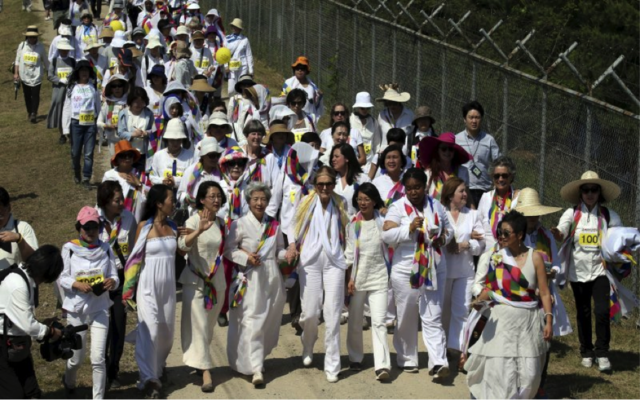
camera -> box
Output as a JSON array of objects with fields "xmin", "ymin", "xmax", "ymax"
[{"xmin": 39, "ymin": 322, "xmax": 88, "ymax": 362}]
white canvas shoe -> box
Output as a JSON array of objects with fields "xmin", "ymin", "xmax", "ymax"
[
  {"xmin": 596, "ymin": 357, "xmax": 611, "ymax": 372},
  {"xmin": 581, "ymin": 357, "xmax": 593, "ymax": 368}
]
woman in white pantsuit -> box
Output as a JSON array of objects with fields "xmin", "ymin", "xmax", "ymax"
[
  {"xmin": 440, "ymin": 177, "xmax": 485, "ymax": 360},
  {"xmin": 178, "ymin": 181, "xmax": 227, "ymax": 393},
  {"xmin": 294, "ymin": 166, "xmax": 349, "ymax": 383},
  {"xmin": 381, "ymin": 168, "xmax": 453, "ymax": 381},
  {"xmin": 345, "ymin": 183, "xmax": 391, "ymax": 381},
  {"xmin": 224, "ymin": 182, "xmax": 287, "ymax": 387}
]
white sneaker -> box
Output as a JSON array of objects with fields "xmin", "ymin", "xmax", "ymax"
[
  {"xmin": 326, "ymin": 373, "xmax": 339, "ymax": 383},
  {"xmin": 302, "ymin": 354, "xmax": 313, "ymax": 367},
  {"xmin": 596, "ymin": 357, "xmax": 611, "ymax": 372},
  {"xmin": 251, "ymin": 372, "xmax": 264, "ymax": 386},
  {"xmin": 26, "ymin": 6, "xmax": 32, "ymax": 12},
  {"xmin": 581, "ymin": 357, "xmax": 593, "ymax": 368}
]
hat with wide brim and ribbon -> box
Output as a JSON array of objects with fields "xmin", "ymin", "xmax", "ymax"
[
  {"xmin": 560, "ymin": 170, "xmax": 621, "ymax": 204},
  {"xmin": 57, "ymin": 38, "xmax": 74, "ymax": 51},
  {"xmin": 111, "ymin": 140, "xmax": 141, "ymax": 166},
  {"xmin": 23, "ymin": 25, "xmax": 42, "ymax": 37},
  {"xmin": 418, "ymin": 132, "xmax": 471, "ymax": 167},
  {"xmin": 263, "ymin": 123, "xmax": 295, "ymax": 146},
  {"xmin": 234, "ymin": 74, "xmax": 256, "ymax": 94},
  {"xmin": 376, "ymin": 84, "xmax": 410, "ymax": 103},
  {"xmin": 514, "ymin": 188, "xmax": 562, "ymax": 217}
]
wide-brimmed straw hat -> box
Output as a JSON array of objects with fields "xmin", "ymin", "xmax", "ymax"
[
  {"xmin": 560, "ymin": 170, "xmax": 621, "ymax": 204},
  {"xmin": 418, "ymin": 132, "xmax": 471, "ymax": 167},
  {"xmin": 111, "ymin": 140, "xmax": 141, "ymax": 166},
  {"xmin": 514, "ymin": 188, "xmax": 562, "ymax": 217},
  {"xmin": 264, "ymin": 123, "xmax": 295, "ymax": 145},
  {"xmin": 99, "ymin": 27, "xmax": 114, "ymax": 39},
  {"xmin": 291, "ymin": 56, "xmax": 311, "ymax": 72},
  {"xmin": 376, "ymin": 83, "xmax": 410, "ymax": 103},
  {"xmin": 234, "ymin": 74, "xmax": 255, "ymax": 94},
  {"xmin": 84, "ymin": 39, "xmax": 103, "ymax": 51},
  {"xmin": 413, "ymin": 106, "xmax": 436, "ymax": 125},
  {"xmin": 190, "ymin": 76, "xmax": 214, "ymax": 92},
  {"xmin": 23, "ymin": 25, "xmax": 42, "ymax": 37},
  {"xmin": 57, "ymin": 38, "xmax": 74, "ymax": 51},
  {"xmin": 230, "ymin": 18, "xmax": 243, "ymax": 30},
  {"xmin": 353, "ymin": 92, "xmax": 373, "ymax": 108},
  {"xmin": 163, "ymin": 119, "xmax": 188, "ymax": 140}
]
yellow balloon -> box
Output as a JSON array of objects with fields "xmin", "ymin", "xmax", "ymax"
[
  {"xmin": 110, "ymin": 20, "xmax": 124, "ymax": 32},
  {"xmin": 215, "ymin": 47, "xmax": 231, "ymax": 65}
]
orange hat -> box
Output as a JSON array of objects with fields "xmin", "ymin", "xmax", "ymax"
[
  {"xmin": 291, "ymin": 56, "xmax": 311, "ymax": 73},
  {"xmin": 111, "ymin": 140, "xmax": 141, "ymax": 166}
]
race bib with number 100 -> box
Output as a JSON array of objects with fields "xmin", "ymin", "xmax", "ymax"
[{"xmin": 579, "ymin": 231, "xmax": 600, "ymax": 250}]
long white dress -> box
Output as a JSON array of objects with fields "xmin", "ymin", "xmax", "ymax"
[
  {"xmin": 224, "ymin": 213, "xmax": 287, "ymax": 375},
  {"xmin": 135, "ymin": 235, "xmax": 177, "ymax": 387}
]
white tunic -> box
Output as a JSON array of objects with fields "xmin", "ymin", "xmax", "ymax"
[
  {"xmin": 149, "ymin": 147, "xmax": 196, "ymax": 188},
  {"xmin": 444, "ymin": 208, "xmax": 485, "ymax": 279},
  {"xmin": 334, "ymin": 173, "xmax": 370, "ymax": 217}
]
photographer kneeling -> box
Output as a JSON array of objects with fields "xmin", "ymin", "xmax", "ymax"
[
  {"xmin": 0, "ymin": 245, "xmax": 64, "ymax": 399},
  {"xmin": 59, "ymin": 207, "xmax": 119, "ymax": 399}
]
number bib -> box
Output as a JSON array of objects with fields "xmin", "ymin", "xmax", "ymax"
[
  {"xmin": 57, "ymin": 67, "xmax": 72, "ymax": 80},
  {"xmin": 119, "ymin": 242, "xmax": 129, "ymax": 256},
  {"xmin": 23, "ymin": 51, "xmax": 39, "ymax": 66},
  {"xmin": 75, "ymin": 267, "xmax": 104, "ymax": 285},
  {"xmin": 578, "ymin": 229, "xmax": 600, "ymax": 251},
  {"xmin": 229, "ymin": 59, "xmax": 241, "ymax": 71},
  {"xmin": 289, "ymin": 190, "xmax": 296, "ymax": 204},
  {"xmin": 111, "ymin": 113, "xmax": 119, "ymax": 125},
  {"xmin": 110, "ymin": 57, "xmax": 118, "ymax": 68},
  {"xmin": 163, "ymin": 169, "xmax": 184, "ymax": 178},
  {"xmin": 195, "ymin": 59, "xmax": 210, "ymax": 68},
  {"xmin": 364, "ymin": 142, "xmax": 372, "ymax": 155},
  {"xmin": 292, "ymin": 128, "xmax": 308, "ymax": 143},
  {"xmin": 82, "ymin": 34, "xmax": 97, "ymax": 44},
  {"xmin": 79, "ymin": 109, "xmax": 95, "ymax": 125}
]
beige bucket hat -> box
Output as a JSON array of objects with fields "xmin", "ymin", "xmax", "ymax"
[
  {"xmin": 560, "ymin": 170, "xmax": 621, "ymax": 204},
  {"xmin": 164, "ymin": 119, "xmax": 188, "ymax": 140},
  {"xmin": 514, "ymin": 188, "xmax": 562, "ymax": 217},
  {"xmin": 230, "ymin": 18, "xmax": 243, "ymax": 30}
]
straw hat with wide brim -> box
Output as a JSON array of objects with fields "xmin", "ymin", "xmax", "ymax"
[
  {"xmin": 560, "ymin": 170, "xmax": 621, "ymax": 204},
  {"xmin": 23, "ymin": 26, "xmax": 42, "ymax": 37},
  {"xmin": 514, "ymin": 188, "xmax": 562, "ymax": 217},
  {"xmin": 190, "ymin": 78, "xmax": 215, "ymax": 92},
  {"xmin": 84, "ymin": 39, "xmax": 103, "ymax": 51},
  {"xmin": 263, "ymin": 123, "xmax": 295, "ymax": 146},
  {"xmin": 234, "ymin": 74, "xmax": 256, "ymax": 94},
  {"xmin": 230, "ymin": 18, "xmax": 243, "ymax": 30},
  {"xmin": 111, "ymin": 140, "xmax": 141, "ymax": 166},
  {"xmin": 376, "ymin": 87, "xmax": 411, "ymax": 103},
  {"xmin": 418, "ymin": 132, "xmax": 471, "ymax": 167}
]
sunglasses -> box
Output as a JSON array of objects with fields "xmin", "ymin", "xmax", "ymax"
[
  {"xmin": 227, "ymin": 160, "xmax": 247, "ymax": 168},
  {"xmin": 117, "ymin": 152, "xmax": 135, "ymax": 159},
  {"xmin": 493, "ymin": 173, "xmax": 510, "ymax": 180},
  {"xmin": 111, "ymin": 84, "xmax": 125, "ymax": 89},
  {"xmin": 439, "ymin": 146, "xmax": 454, "ymax": 153},
  {"xmin": 496, "ymin": 228, "xmax": 513, "ymax": 238},
  {"xmin": 81, "ymin": 222, "xmax": 100, "ymax": 231},
  {"xmin": 290, "ymin": 100, "xmax": 305, "ymax": 106},
  {"xmin": 333, "ymin": 111, "xmax": 346, "ymax": 116},
  {"xmin": 293, "ymin": 66, "xmax": 308, "ymax": 71},
  {"xmin": 581, "ymin": 186, "xmax": 600, "ymax": 194},
  {"xmin": 315, "ymin": 182, "xmax": 335, "ymax": 189}
]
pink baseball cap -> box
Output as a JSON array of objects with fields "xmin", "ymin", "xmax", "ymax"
[{"xmin": 77, "ymin": 206, "xmax": 100, "ymax": 225}]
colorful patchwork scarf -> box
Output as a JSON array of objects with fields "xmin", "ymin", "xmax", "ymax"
[
  {"xmin": 247, "ymin": 153, "xmax": 267, "ymax": 183},
  {"xmin": 148, "ymin": 116, "xmax": 164, "ymax": 159},
  {"xmin": 231, "ymin": 215, "xmax": 279, "ymax": 308},
  {"xmin": 286, "ymin": 148, "xmax": 310, "ymax": 196},
  {"xmin": 66, "ymin": 238, "xmax": 106, "ymax": 261},
  {"xmin": 488, "ymin": 187, "xmax": 514, "ymax": 239},
  {"xmin": 350, "ymin": 211, "xmax": 392, "ymax": 284},
  {"xmin": 122, "ymin": 218, "xmax": 177, "ymax": 302},
  {"xmin": 101, "ymin": 215, "xmax": 122, "ymax": 248},
  {"xmin": 185, "ymin": 162, "xmax": 204, "ymax": 204},
  {"xmin": 534, "ymin": 225, "xmax": 553, "ymax": 263},
  {"xmin": 485, "ymin": 248, "xmax": 537, "ymax": 303},
  {"xmin": 405, "ymin": 197, "xmax": 442, "ymax": 290},
  {"xmin": 384, "ymin": 180, "xmax": 405, "ymax": 208},
  {"xmin": 429, "ymin": 170, "xmax": 456, "ymax": 202},
  {"xmin": 186, "ymin": 217, "xmax": 225, "ymax": 309}
]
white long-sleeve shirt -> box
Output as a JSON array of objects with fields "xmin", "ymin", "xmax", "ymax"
[
  {"xmin": 150, "ymin": 147, "xmax": 196, "ymax": 187},
  {"xmin": 444, "ymin": 207, "xmax": 485, "ymax": 279},
  {"xmin": 48, "ymin": 35, "xmax": 84, "ymax": 63},
  {"xmin": 376, "ymin": 107, "xmax": 415, "ymax": 152},
  {"xmin": 225, "ymin": 33, "xmax": 253, "ymax": 75},
  {"xmin": 333, "ymin": 173, "xmax": 370, "ymax": 218},
  {"xmin": 15, "ymin": 41, "xmax": 49, "ymax": 87},
  {"xmin": 0, "ymin": 216, "xmax": 38, "ymax": 271},
  {"xmin": 0, "ymin": 264, "xmax": 48, "ymax": 339},
  {"xmin": 349, "ymin": 113, "xmax": 379, "ymax": 165},
  {"xmin": 62, "ymin": 83, "xmax": 101, "ymax": 134}
]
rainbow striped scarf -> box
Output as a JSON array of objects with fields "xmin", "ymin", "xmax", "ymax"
[
  {"xmin": 67, "ymin": 238, "xmax": 105, "ymax": 261},
  {"xmin": 148, "ymin": 116, "xmax": 164, "ymax": 159},
  {"xmin": 405, "ymin": 197, "xmax": 441, "ymax": 290},
  {"xmin": 103, "ymin": 216, "xmax": 122, "ymax": 248},
  {"xmin": 247, "ymin": 148, "xmax": 269, "ymax": 183},
  {"xmin": 430, "ymin": 170, "xmax": 455, "ymax": 202},
  {"xmin": 351, "ymin": 211, "xmax": 391, "ymax": 284},
  {"xmin": 385, "ymin": 180, "xmax": 405, "ymax": 208},
  {"xmin": 122, "ymin": 218, "xmax": 177, "ymax": 302},
  {"xmin": 486, "ymin": 248, "xmax": 537, "ymax": 302},
  {"xmin": 285, "ymin": 148, "xmax": 310, "ymax": 195},
  {"xmin": 186, "ymin": 217, "xmax": 225, "ymax": 310},
  {"xmin": 488, "ymin": 188, "xmax": 514, "ymax": 239},
  {"xmin": 185, "ymin": 162, "xmax": 204, "ymax": 204},
  {"xmin": 222, "ymin": 172, "xmax": 246, "ymax": 229},
  {"xmin": 534, "ymin": 225, "xmax": 553, "ymax": 263},
  {"xmin": 231, "ymin": 215, "xmax": 279, "ymax": 308}
]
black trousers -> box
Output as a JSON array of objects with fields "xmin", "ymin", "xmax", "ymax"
[
  {"xmin": 468, "ymin": 189, "xmax": 485, "ymax": 210},
  {"xmin": 106, "ymin": 270, "xmax": 126, "ymax": 380},
  {"xmin": 22, "ymin": 83, "xmax": 41, "ymax": 117},
  {"xmin": 570, "ymin": 275, "xmax": 611, "ymax": 358},
  {"xmin": 288, "ymin": 278, "xmax": 302, "ymax": 319},
  {"xmin": 0, "ymin": 349, "xmax": 41, "ymax": 399}
]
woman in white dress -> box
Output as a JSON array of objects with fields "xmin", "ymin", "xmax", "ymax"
[
  {"xmin": 177, "ymin": 181, "xmax": 227, "ymax": 393},
  {"xmin": 466, "ymin": 210, "xmax": 553, "ymax": 399},
  {"xmin": 439, "ymin": 177, "xmax": 485, "ymax": 362},
  {"xmin": 122, "ymin": 184, "xmax": 178, "ymax": 399},
  {"xmin": 381, "ymin": 168, "xmax": 453, "ymax": 380},
  {"xmin": 282, "ymin": 56, "xmax": 323, "ymax": 122},
  {"xmin": 419, "ymin": 132, "xmax": 471, "ymax": 202},
  {"xmin": 330, "ymin": 143, "xmax": 370, "ymax": 217},
  {"xmin": 224, "ymin": 182, "xmax": 288, "ymax": 387},
  {"xmin": 477, "ymin": 156, "xmax": 520, "ymax": 249},
  {"xmin": 225, "ymin": 18, "xmax": 253, "ymax": 96},
  {"xmin": 294, "ymin": 166, "xmax": 349, "ymax": 383},
  {"xmin": 345, "ymin": 183, "xmax": 391, "ymax": 381}
]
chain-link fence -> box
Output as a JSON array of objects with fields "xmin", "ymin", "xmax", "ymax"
[{"xmin": 205, "ymin": 0, "xmax": 640, "ymax": 294}]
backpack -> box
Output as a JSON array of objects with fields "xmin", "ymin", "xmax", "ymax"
[{"xmin": 0, "ymin": 264, "xmax": 35, "ymax": 362}]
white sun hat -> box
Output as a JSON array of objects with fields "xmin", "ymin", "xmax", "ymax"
[
  {"xmin": 199, "ymin": 137, "xmax": 222, "ymax": 157},
  {"xmin": 163, "ymin": 119, "xmax": 188, "ymax": 140},
  {"xmin": 353, "ymin": 92, "xmax": 374, "ymax": 108}
]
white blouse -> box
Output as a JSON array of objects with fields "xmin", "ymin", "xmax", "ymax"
[
  {"xmin": 178, "ymin": 213, "xmax": 224, "ymax": 286},
  {"xmin": 334, "ymin": 173, "xmax": 370, "ymax": 217},
  {"xmin": 344, "ymin": 219, "xmax": 388, "ymax": 291},
  {"xmin": 444, "ymin": 207, "xmax": 485, "ymax": 279}
]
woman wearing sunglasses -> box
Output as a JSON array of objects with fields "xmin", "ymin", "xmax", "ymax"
[
  {"xmin": 418, "ymin": 133, "xmax": 471, "ymax": 203},
  {"xmin": 294, "ymin": 166, "xmax": 349, "ymax": 383},
  {"xmin": 381, "ymin": 168, "xmax": 453, "ymax": 381},
  {"xmin": 477, "ymin": 156, "xmax": 520, "ymax": 250},
  {"xmin": 59, "ymin": 206, "xmax": 119, "ymax": 399},
  {"xmin": 286, "ymin": 88, "xmax": 317, "ymax": 138},
  {"xmin": 282, "ymin": 56, "xmax": 323, "ymax": 122},
  {"xmin": 320, "ymin": 103, "xmax": 366, "ymax": 166},
  {"xmin": 551, "ymin": 171, "xmax": 622, "ymax": 373},
  {"xmin": 350, "ymin": 92, "xmax": 379, "ymax": 169},
  {"xmin": 177, "ymin": 138, "xmax": 222, "ymax": 216},
  {"xmin": 467, "ymin": 210, "xmax": 553, "ymax": 399}
]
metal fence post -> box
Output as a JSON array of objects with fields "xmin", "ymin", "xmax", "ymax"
[
  {"xmin": 291, "ymin": 1, "xmax": 295, "ymax": 65},
  {"xmin": 392, "ymin": 29, "xmax": 397, "ymax": 82},
  {"xmin": 416, "ymin": 41, "xmax": 421, "ymax": 106},
  {"xmin": 584, "ymin": 105, "xmax": 592, "ymax": 170},
  {"xmin": 502, "ymin": 76, "xmax": 508, "ymax": 152},
  {"xmin": 303, "ymin": 0, "xmax": 307, "ymax": 56},
  {"xmin": 317, "ymin": 0, "xmax": 322, "ymax": 88},
  {"xmin": 538, "ymin": 87, "xmax": 547, "ymax": 199},
  {"xmin": 441, "ymin": 49, "xmax": 446, "ymax": 124},
  {"xmin": 371, "ymin": 23, "xmax": 375, "ymax": 96},
  {"xmin": 472, "ymin": 61, "xmax": 477, "ymax": 99},
  {"xmin": 280, "ymin": 0, "xmax": 284, "ymax": 72},
  {"xmin": 352, "ymin": 16, "xmax": 358, "ymax": 99},
  {"xmin": 269, "ymin": 0, "xmax": 273, "ymax": 65}
]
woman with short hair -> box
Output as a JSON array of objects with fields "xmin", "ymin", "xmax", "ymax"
[
  {"xmin": 178, "ymin": 181, "xmax": 227, "ymax": 392},
  {"xmin": 287, "ymin": 88, "xmax": 317, "ymax": 135},
  {"xmin": 224, "ymin": 182, "xmax": 287, "ymax": 387},
  {"xmin": 117, "ymin": 86, "xmax": 155, "ymax": 158},
  {"xmin": 177, "ymin": 137, "xmax": 222, "ymax": 215}
]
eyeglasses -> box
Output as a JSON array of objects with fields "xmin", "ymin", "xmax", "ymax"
[
  {"xmin": 205, "ymin": 194, "xmax": 223, "ymax": 200},
  {"xmin": 493, "ymin": 173, "xmax": 510, "ymax": 180},
  {"xmin": 581, "ymin": 186, "xmax": 600, "ymax": 194},
  {"xmin": 439, "ymin": 146, "xmax": 454, "ymax": 153},
  {"xmin": 496, "ymin": 228, "xmax": 513, "ymax": 238},
  {"xmin": 333, "ymin": 111, "xmax": 346, "ymax": 116},
  {"xmin": 290, "ymin": 100, "xmax": 305, "ymax": 106},
  {"xmin": 315, "ymin": 182, "xmax": 335, "ymax": 189}
]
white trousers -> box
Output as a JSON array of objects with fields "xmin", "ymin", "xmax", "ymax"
[
  {"xmin": 65, "ymin": 309, "xmax": 109, "ymax": 400},
  {"xmin": 385, "ymin": 286, "xmax": 397, "ymax": 325},
  {"xmin": 347, "ymin": 288, "xmax": 390, "ymax": 371},
  {"xmin": 181, "ymin": 272, "xmax": 226, "ymax": 370},
  {"xmin": 392, "ymin": 265, "xmax": 448, "ymax": 369},
  {"xmin": 442, "ymin": 276, "xmax": 474, "ymax": 351},
  {"xmin": 299, "ymin": 251, "xmax": 345, "ymax": 376}
]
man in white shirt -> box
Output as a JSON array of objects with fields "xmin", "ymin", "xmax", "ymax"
[
  {"xmin": 0, "ymin": 245, "xmax": 64, "ymax": 398},
  {"xmin": 0, "ymin": 188, "xmax": 38, "ymax": 271}
]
